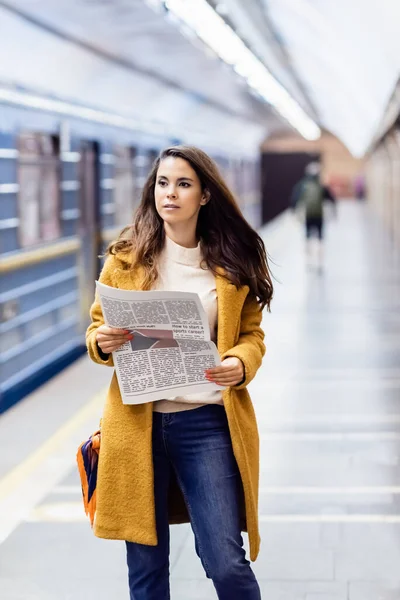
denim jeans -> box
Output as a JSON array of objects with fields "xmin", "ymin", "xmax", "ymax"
[{"xmin": 126, "ymin": 404, "xmax": 261, "ymax": 600}]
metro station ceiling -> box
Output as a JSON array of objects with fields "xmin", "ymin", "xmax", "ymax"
[
  {"xmin": 0, "ymin": 0, "xmax": 285, "ymax": 153},
  {"xmin": 1, "ymin": 0, "xmax": 399, "ymax": 156},
  {"xmin": 207, "ymin": 0, "xmax": 400, "ymax": 155},
  {"xmin": 263, "ymin": 0, "xmax": 400, "ymax": 156}
]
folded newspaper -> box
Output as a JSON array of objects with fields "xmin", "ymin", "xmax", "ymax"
[{"xmin": 96, "ymin": 281, "xmax": 225, "ymax": 404}]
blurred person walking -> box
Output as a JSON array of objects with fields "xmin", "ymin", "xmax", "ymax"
[
  {"xmin": 291, "ymin": 161, "xmax": 336, "ymax": 270},
  {"xmin": 85, "ymin": 146, "xmax": 273, "ymax": 600},
  {"xmin": 354, "ymin": 173, "xmax": 366, "ymax": 201}
]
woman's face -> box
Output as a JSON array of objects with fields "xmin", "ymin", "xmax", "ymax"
[{"xmin": 154, "ymin": 156, "xmax": 207, "ymax": 227}]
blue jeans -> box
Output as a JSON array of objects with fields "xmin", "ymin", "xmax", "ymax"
[{"xmin": 126, "ymin": 404, "xmax": 261, "ymax": 600}]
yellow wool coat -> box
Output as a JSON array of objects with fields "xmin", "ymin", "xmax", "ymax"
[{"xmin": 86, "ymin": 253, "xmax": 265, "ymax": 561}]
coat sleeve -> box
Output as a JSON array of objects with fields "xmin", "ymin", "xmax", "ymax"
[
  {"xmin": 86, "ymin": 255, "xmax": 118, "ymax": 367},
  {"xmin": 221, "ymin": 295, "xmax": 265, "ymax": 390}
]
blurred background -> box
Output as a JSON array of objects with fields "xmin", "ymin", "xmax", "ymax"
[{"xmin": 0, "ymin": 1, "xmax": 400, "ymax": 599}]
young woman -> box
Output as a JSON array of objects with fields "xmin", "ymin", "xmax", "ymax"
[{"xmin": 86, "ymin": 145, "xmax": 273, "ymax": 600}]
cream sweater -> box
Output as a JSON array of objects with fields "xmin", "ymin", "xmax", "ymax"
[{"xmin": 153, "ymin": 236, "xmax": 223, "ymax": 413}]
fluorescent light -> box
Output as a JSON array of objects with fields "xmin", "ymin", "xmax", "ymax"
[{"xmin": 164, "ymin": 0, "xmax": 321, "ymax": 140}]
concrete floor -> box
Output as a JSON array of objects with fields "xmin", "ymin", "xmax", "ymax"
[{"xmin": 1, "ymin": 202, "xmax": 400, "ymax": 599}]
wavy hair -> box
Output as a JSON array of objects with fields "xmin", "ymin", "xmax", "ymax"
[{"xmin": 107, "ymin": 145, "xmax": 273, "ymax": 310}]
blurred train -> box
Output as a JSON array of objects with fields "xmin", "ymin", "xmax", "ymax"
[{"xmin": 0, "ymin": 99, "xmax": 261, "ymax": 413}]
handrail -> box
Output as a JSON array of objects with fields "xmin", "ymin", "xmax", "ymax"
[
  {"xmin": 0, "ymin": 237, "xmax": 80, "ymax": 273},
  {"xmin": 102, "ymin": 227, "xmax": 123, "ymax": 243}
]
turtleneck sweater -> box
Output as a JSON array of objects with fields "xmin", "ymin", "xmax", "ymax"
[{"xmin": 152, "ymin": 235, "xmax": 223, "ymax": 413}]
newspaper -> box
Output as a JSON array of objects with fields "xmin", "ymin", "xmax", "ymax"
[{"xmin": 96, "ymin": 281, "xmax": 225, "ymax": 404}]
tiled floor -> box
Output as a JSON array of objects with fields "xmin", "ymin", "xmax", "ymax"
[{"xmin": 1, "ymin": 202, "xmax": 400, "ymax": 599}]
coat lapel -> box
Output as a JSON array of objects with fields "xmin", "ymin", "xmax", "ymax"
[{"xmin": 215, "ymin": 273, "xmax": 248, "ymax": 354}]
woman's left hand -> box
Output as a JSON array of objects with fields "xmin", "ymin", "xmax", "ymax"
[{"xmin": 205, "ymin": 357, "xmax": 245, "ymax": 387}]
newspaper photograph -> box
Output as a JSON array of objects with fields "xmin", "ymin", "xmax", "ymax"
[{"xmin": 96, "ymin": 281, "xmax": 225, "ymax": 404}]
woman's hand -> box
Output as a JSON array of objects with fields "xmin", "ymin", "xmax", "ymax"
[
  {"xmin": 96, "ymin": 325, "xmax": 133, "ymax": 354},
  {"xmin": 205, "ymin": 356, "xmax": 245, "ymax": 387}
]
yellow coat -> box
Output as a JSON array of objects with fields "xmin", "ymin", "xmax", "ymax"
[{"xmin": 86, "ymin": 253, "xmax": 265, "ymax": 561}]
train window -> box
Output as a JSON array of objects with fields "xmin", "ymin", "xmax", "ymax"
[
  {"xmin": 18, "ymin": 135, "xmax": 41, "ymax": 246},
  {"xmin": 233, "ymin": 159, "xmax": 243, "ymax": 203},
  {"xmin": 41, "ymin": 136, "xmax": 61, "ymax": 241},
  {"xmin": 148, "ymin": 149, "xmax": 158, "ymax": 169},
  {"xmin": 18, "ymin": 133, "xmax": 61, "ymax": 247},
  {"xmin": 225, "ymin": 158, "xmax": 236, "ymax": 192},
  {"xmin": 133, "ymin": 150, "xmax": 151, "ymax": 205},
  {"xmin": 114, "ymin": 146, "xmax": 134, "ymax": 226}
]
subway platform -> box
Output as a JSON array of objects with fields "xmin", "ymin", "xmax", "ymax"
[{"xmin": 1, "ymin": 202, "xmax": 400, "ymax": 600}]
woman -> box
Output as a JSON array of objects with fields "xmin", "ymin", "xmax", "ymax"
[{"xmin": 86, "ymin": 145, "xmax": 273, "ymax": 600}]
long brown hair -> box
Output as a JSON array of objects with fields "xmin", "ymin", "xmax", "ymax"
[{"xmin": 108, "ymin": 145, "xmax": 273, "ymax": 310}]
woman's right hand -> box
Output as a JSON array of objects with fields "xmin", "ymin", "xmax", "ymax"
[{"xmin": 96, "ymin": 325, "xmax": 133, "ymax": 354}]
